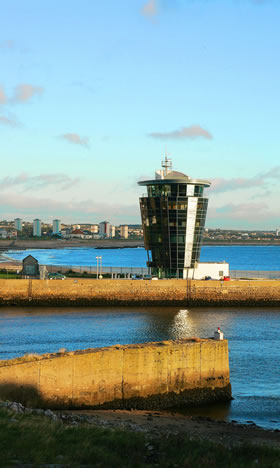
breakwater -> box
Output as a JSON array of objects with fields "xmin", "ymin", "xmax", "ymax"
[
  {"xmin": 0, "ymin": 339, "xmax": 231, "ymax": 409},
  {"xmin": 0, "ymin": 278, "xmax": 280, "ymax": 306}
]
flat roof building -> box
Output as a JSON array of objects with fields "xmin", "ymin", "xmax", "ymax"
[
  {"xmin": 53, "ymin": 219, "xmax": 61, "ymax": 234},
  {"xmin": 138, "ymin": 156, "xmax": 211, "ymax": 278},
  {"xmin": 33, "ymin": 219, "xmax": 42, "ymax": 237},
  {"xmin": 14, "ymin": 218, "xmax": 22, "ymax": 231}
]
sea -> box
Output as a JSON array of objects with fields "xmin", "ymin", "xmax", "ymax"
[
  {"xmin": 4, "ymin": 244, "xmax": 280, "ymax": 270},
  {"xmin": 1, "ymin": 245, "xmax": 280, "ymax": 430}
]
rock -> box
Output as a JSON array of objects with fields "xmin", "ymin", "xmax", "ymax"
[{"xmin": 44, "ymin": 409, "xmax": 57, "ymax": 420}]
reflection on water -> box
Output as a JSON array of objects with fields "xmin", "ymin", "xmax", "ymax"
[
  {"xmin": 170, "ymin": 309, "xmax": 194, "ymax": 339},
  {"xmin": 0, "ymin": 305, "xmax": 279, "ymax": 430}
]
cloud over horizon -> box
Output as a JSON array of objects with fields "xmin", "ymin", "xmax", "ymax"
[
  {"xmin": 208, "ymin": 201, "xmax": 279, "ymax": 224},
  {"xmin": 0, "ymin": 192, "xmax": 139, "ymax": 224},
  {"xmin": 148, "ymin": 125, "xmax": 212, "ymax": 140},
  {"xmin": 210, "ymin": 166, "xmax": 280, "ymax": 193},
  {"xmin": 60, "ymin": 133, "xmax": 89, "ymax": 148},
  {"xmin": 0, "ymin": 173, "xmax": 80, "ymax": 192}
]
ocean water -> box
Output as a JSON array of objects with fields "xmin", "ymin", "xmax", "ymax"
[
  {"xmin": 0, "ymin": 306, "xmax": 279, "ymax": 430},
  {"xmin": 5, "ymin": 245, "xmax": 280, "ymax": 270}
]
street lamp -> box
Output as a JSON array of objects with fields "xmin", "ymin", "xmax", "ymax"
[{"xmin": 96, "ymin": 256, "xmax": 102, "ymax": 279}]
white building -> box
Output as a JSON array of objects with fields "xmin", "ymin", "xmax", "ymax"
[
  {"xmin": 184, "ymin": 262, "xmax": 229, "ymax": 280},
  {"xmin": 53, "ymin": 219, "xmax": 61, "ymax": 234},
  {"xmin": 14, "ymin": 218, "xmax": 22, "ymax": 231},
  {"xmin": 90, "ymin": 224, "xmax": 99, "ymax": 233},
  {"xmin": 120, "ymin": 225, "xmax": 128, "ymax": 239},
  {"xmin": 110, "ymin": 225, "xmax": 116, "ymax": 238},
  {"xmin": 33, "ymin": 219, "xmax": 42, "ymax": 237},
  {"xmin": 99, "ymin": 221, "xmax": 110, "ymax": 238}
]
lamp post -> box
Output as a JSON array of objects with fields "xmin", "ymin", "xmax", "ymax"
[
  {"xmin": 96, "ymin": 256, "xmax": 102, "ymax": 279},
  {"xmin": 96, "ymin": 256, "xmax": 100, "ymax": 279},
  {"xmin": 99, "ymin": 256, "xmax": 102, "ymax": 278}
]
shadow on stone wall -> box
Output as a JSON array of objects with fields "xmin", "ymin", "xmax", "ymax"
[
  {"xmin": 0, "ymin": 383, "xmax": 44, "ymax": 408},
  {"xmin": 0, "ymin": 382, "xmax": 232, "ymax": 411}
]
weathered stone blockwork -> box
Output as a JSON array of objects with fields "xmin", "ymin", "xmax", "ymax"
[
  {"xmin": 0, "ymin": 278, "xmax": 280, "ymax": 306},
  {"xmin": 0, "ymin": 339, "xmax": 231, "ymax": 410}
]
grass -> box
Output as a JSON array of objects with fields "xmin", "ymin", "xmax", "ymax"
[
  {"xmin": 0, "ymin": 408, "xmax": 280, "ymax": 467},
  {"xmin": 0, "ymin": 272, "xmax": 19, "ymax": 279}
]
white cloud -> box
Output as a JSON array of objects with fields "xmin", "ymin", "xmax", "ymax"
[
  {"xmin": 141, "ymin": 0, "xmax": 158, "ymax": 18},
  {"xmin": 210, "ymin": 166, "xmax": 280, "ymax": 193},
  {"xmin": 0, "ymin": 114, "xmax": 19, "ymax": 127},
  {"xmin": 60, "ymin": 133, "xmax": 89, "ymax": 148},
  {"xmin": 0, "ymin": 173, "xmax": 80, "ymax": 191},
  {"xmin": 0, "ymin": 40, "xmax": 14, "ymax": 49},
  {"xmin": 0, "ymin": 86, "xmax": 7, "ymax": 105},
  {"xmin": 12, "ymin": 84, "xmax": 44, "ymax": 103},
  {"xmin": 148, "ymin": 125, "xmax": 212, "ymax": 140},
  {"xmin": 0, "ymin": 192, "xmax": 139, "ymax": 224}
]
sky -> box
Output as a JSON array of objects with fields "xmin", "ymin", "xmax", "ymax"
[{"xmin": 0, "ymin": 0, "xmax": 280, "ymax": 229}]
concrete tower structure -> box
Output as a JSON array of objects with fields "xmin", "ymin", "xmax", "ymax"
[
  {"xmin": 33, "ymin": 219, "xmax": 42, "ymax": 237},
  {"xmin": 138, "ymin": 157, "xmax": 211, "ymax": 278}
]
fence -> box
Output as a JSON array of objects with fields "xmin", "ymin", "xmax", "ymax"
[
  {"xmin": 230, "ymin": 270, "xmax": 280, "ymax": 279},
  {"xmin": 46, "ymin": 264, "xmax": 150, "ymax": 277}
]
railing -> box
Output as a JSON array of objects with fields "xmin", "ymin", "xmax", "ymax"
[
  {"xmin": 230, "ymin": 270, "xmax": 280, "ymax": 279},
  {"xmin": 45, "ymin": 264, "xmax": 150, "ymax": 276}
]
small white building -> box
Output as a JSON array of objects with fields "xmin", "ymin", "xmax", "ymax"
[{"xmin": 184, "ymin": 262, "xmax": 229, "ymax": 280}]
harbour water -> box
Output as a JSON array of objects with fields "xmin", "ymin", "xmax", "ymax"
[
  {"xmin": 5, "ymin": 244, "xmax": 280, "ymax": 270},
  {"xmin": 0, "ymin": 305, "xmax": 279, "ymax": 430}
]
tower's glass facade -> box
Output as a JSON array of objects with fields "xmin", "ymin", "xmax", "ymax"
[{"xmin": 138, "ymin": 160, "xmax": 211, "ymax": 278}]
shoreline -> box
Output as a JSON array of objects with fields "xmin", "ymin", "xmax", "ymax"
[
  {"xmin": 2, "ymin": 400, "xmax": 280, "ymax": 448},
  {"xmin": 1, "ymin": 239, "xmax": 280, "ymax": 252}
]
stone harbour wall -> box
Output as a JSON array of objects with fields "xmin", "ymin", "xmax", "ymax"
[
  {"xmin": 0, "ymin": 339, "xmax": 231, "ymax": 410},
  {"xmin": 0, "ymin": 278, "xmax": 280, "ymax": 306}
]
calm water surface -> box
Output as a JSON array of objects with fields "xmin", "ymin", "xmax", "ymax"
[
  {"xmin": 0, "ymin": 306, "xmax": 279, "ymax": 430},
  {"xmin": 6, "ymin": 245, "xmax": 280, "ymax": 270}
]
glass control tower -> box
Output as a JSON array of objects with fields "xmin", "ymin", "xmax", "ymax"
[{"xmin": 138, "ymin": 157, "xmax": 211, "ymax": 278}]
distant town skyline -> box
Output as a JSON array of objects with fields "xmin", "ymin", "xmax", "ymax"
[{"xmin": 1, "ymin": 0, "xmax": 280, "ymax": 229}]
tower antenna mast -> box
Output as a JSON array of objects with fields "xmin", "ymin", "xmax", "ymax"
[{"xmin": 161, "ymin": 148, "xmax": 172, "ymax": 176}]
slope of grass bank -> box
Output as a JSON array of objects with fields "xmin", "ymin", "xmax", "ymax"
[{"xmin": 1, "ymin": 408, "xmax": 280, "ymax": 467}]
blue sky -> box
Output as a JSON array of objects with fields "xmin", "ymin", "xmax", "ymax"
[{"xmin": 0, "ymin": 0, "xmax": 280, "ymax": 228}]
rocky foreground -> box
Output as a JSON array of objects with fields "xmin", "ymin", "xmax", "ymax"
[{"xmin": 2, "ymin": 400, "xmax": 280, "ymax": 450}]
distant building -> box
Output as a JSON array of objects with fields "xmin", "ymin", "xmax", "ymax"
[
  {"xmin": 120, "ymin": 225, "xmax": 128, "ymax": 239},
  {"xmin": 33, "ymin": 219, "xmax": 42, "ymax": 237},
  {"xmin": 110, "ymin": 225, "xmax": 116, "ymax": 238},
  {"xmin": 99, "ymin": 221, "xmax": 110, "ymax": 238},
  {"xmin": 276, "ymin": 229, "xmax": 279, "ymax": 237},
  {"xmin": 70, "ymin": 229, "xmax": 84, "ymax": 239},
  {"xmin": 14, "ymin": 218, "xmax": 22, "ymax": 231},
  {"xmin": 0, "ymin": 229, "xmax": 7, "ymax": 239},
  {"xmin": 90, "ymin": 224, "xmax": 99, "ymax": 233},
  {"xmin": 22, "ymin": 255, "xmax": 40, "ymax": 277},
  {"xmin": 53, "ymin": 219, "xmax": 61, "ymax": 234}
]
